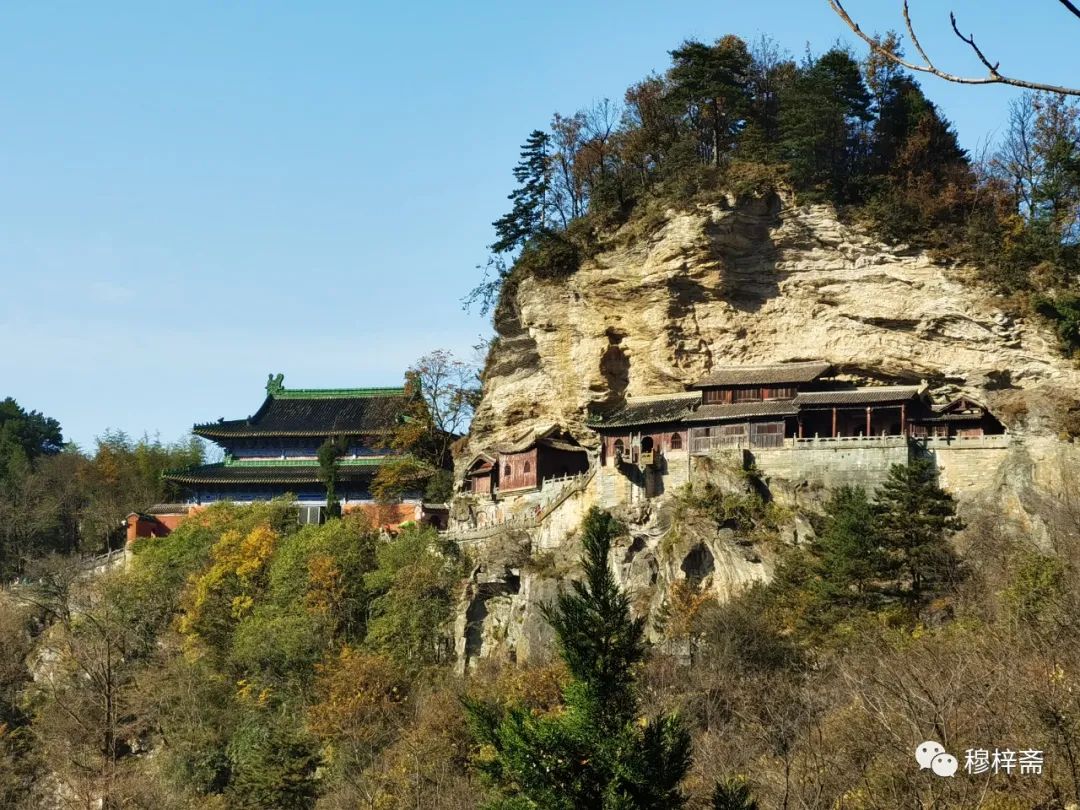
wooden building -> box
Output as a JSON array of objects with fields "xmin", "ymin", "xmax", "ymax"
[
  {"xmin": 910, "ymin": 397, "xmax": 1000, "ymax": 439},
  {"xmin": 463, "ymin": 429, "xmax": 589, "ymax": 498},
  {"xmin": 590, "ymin": 361, "xmax": 1005, "ymax": 462},
  {"xmin": 463, "ymin": 453, "xmax": 496, "ymax": 495},
  {"xmin": 592, "ymin": 392, "xmax": 698, "ymax": 467}
]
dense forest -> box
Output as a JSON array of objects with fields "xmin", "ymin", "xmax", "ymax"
[
  {"xmin": 4, "ymin": 29, "xmax": 1080, "ymax": 810},
  {"xmin": 0, "ymin": 397, "xmax": 204, "ymax": 578},
  {"xmin": 471, "ymin": 35, "xmax": 1080, "ymax": 353}
]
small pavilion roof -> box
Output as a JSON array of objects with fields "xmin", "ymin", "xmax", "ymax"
[
  {"xmin": 690, "ymin": 361, "xmax": 832, "ymax": 389},
  {"xmin": 145, "ymin": 503, "xmax": 191, "ymax": 515},
  {"xmin": 495, "ymin": 427, "xmax": 588, "ymax": 455},
  {"xmin": 464, "ymin": 453, "xmax": 496, "ymax": 476},
  {"xmin": 932, "ymin": 396, "xmax": 987, "ymax": 414}
]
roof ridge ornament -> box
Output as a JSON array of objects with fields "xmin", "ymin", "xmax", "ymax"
[{"xmin": 266, "ymin": 372, "xmax": 285, "ymax": 396}]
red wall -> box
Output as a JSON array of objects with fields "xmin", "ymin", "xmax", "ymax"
[
  {"xmin": 125, "ymin": 511, "xmax": 191, "ymax": 543},
  {"xmin": 499, "ymin": 449, "xmax": 538, "ymax": 491}
]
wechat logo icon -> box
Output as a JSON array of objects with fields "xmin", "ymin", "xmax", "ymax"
[{"xmin": 916, "ymin": 741, "xmax": 958, "ymax": 777}]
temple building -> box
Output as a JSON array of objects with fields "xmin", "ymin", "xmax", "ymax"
[
  {"xmin": 162, "ymin": 374, "xmax": 425, "ymax": 527},
  {"xmin": 589, "ymin": 361, "xmax": 1006, "ymax": 499},
  {"xmin": 462, "ymin": 427, "xmax": 590, "ymax": 499}
]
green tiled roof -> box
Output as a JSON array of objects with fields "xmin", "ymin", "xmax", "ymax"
[
  {"xmin": 194, "ymin": 378, "xmax": 410, "ymax": 439},
  {"xmin": 793, "ymin": 386, "xmax": 922, "ymax": 407},
  {"xmin": 690, "ymin": 361, "xmax": 832, "ymax": 388},
  {"xmin": 271, "ymin": 386, "xmax": 406, "ymax": 399},
  {"xmin": 689, "ymin": 401, "xmax": 800, "ymax": 422},
  {"xmin": 164, "ymin": 461, "xmax": 382, "ymax": 486},
  {"xmin": 223, "ymin": 458, "xmax": 385, "ymax": 468}
]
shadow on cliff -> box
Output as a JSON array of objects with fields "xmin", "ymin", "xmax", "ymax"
[
  {"xmin": 487, "ymin": 293, "xmax": 542, "ymax": 380},
  {"xmin": 696, "ymin": 190, "xmax": 784, "ymax": 313}
]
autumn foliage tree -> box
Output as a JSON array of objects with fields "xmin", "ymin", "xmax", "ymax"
[{"xmin": 373, "ymin": 349, "xmax": 478, "ymax": 504}]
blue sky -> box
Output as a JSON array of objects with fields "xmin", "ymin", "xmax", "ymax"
[{"xmin": 2, "ymin": 1, "xmax": 1077, "ymax": 449}]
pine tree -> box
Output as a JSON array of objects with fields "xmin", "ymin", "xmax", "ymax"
[
  {"xmin": 490, "ymin": 130, "xmax": 552, "ymax": 255},
  {"xmin": 466, "ymin": 508, "xmax": 692, "ymax": 809},
  {"xmin": 814, "ymin": 485, "xmax": 880, "ymax": 600},
  {"xmin": 668, "ymin": 36, "xmax": 752, "ymax": 167},
  {"xmin": 864, "ymin": 73, "xmax": 974, "ymax": 243},
  {"xmin": 316, "ymin": 436, "xmax": 349, "ymax": 518},
  {"xmin": 712, "ymin": 777, "xmax": 759, "ymax": 810},
  {"xmin": 875, "ymin": 459, "xmax": 963, "ymax": 600},
  {"xmin": 779, "ymin": 49, "xmax": 872, "ymax": 203}
]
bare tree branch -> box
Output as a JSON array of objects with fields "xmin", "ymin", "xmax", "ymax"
[
  {"xmin": 1059, "ymin": 0, "xmax": 1080, "ymax": 22},
  {"xmin": 827, "ymin": 0, "xmax": 1080, "ymax": 96}
]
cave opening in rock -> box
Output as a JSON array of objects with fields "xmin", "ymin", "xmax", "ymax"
[
  {"xmin": 681, "ymin": 543, "xmax": 715, "ymax": 584},
  {"xmin": 624, "ymin": 534, "xmax": 647, "ymax": 563}
]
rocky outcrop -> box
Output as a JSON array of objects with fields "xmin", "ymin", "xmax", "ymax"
[
  {"xmin": 451, "ymin": 189, "xmax": 1080, "ymax": 669},
  {"xmin": 466, "ymin": 191, "xmax": 1080, "ymax": 458}
]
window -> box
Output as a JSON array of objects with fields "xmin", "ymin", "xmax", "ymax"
[
  {"xmin": 503, "ymin": 463, "xmax": 512, "ymax": 478},
  {"xmin": 297, "ymin": 505, "xmax": 326, "ymax": 526},
  {"xmin": 670, "ymin": 432, "xmax": 682, "ymax": 450},
  {"xmin": 613, "ymin": 439, "xmax": 625, "ymax": 458},
  {"xmin": 523, "ymin": 461, "xmax": 531, "ymax": 475}
]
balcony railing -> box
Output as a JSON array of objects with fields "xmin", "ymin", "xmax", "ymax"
[{"xmin": 689, "ymin": 433, "xmax": 1012, "ymax": 455}]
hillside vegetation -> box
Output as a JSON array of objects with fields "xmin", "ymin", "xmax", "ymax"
[
  {"xmin": 6, "ymin": 465, "xmax": 1080, "ymax": 807},
  {"xmin": 472, "ymin": 35, "xmax": 1080, "ymax": 353}
]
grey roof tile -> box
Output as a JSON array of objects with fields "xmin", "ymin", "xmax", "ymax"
[
  {"xmin": 690, "ymin": 361, "xmax": 832, "ymax": 388},
  {"xmin": 793, "ymin": 386, "xmax": 922, "ymax": 406}
]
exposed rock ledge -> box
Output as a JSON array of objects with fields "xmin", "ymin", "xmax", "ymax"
[{"xmin": 465, "ymin": 191, "xmax": 1080, "ymax": 460}]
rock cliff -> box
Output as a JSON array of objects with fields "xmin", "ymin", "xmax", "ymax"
[
  {"xmin": 452, "ymin": 189, "xmax": 1080, "ymax": 670},
  {"xmin": 466, "ymin": 190, "xmax": 1080, "ymax": 458}
]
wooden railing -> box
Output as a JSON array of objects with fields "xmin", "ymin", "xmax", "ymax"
[
  {"xmin": 691, "ymin": 434, "xmax": 915, "ymax": 453},
  {"xmin": 690, "ymin": 433, "xmax": 1012, "ymax": 455},
  {"xmin": 792, "ymin": 434, "xmax": 909, "ymax": 447}
]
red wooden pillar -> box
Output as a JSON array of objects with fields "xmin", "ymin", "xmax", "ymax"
[
  {"xmin": 900, "ymin": 403, "xmax": 907, "ymax": 435},
  {"xmin": 831, "ymin": 407, "xmax": 837, "ymax": 437},
  {"xmin": 866, "ymin": 406, "xmax": 872, "ymax": 436},
  {"xmin": 797, "ymin": 418, "xmax": 804, "ymax": 439}
]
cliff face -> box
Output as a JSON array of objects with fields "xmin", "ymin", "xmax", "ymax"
[
  {"xmin": 453, "ymin": 190, "xmax": 1080, "ymax": 670},
  {"xmin": 466, "ymin": 191, "xmax": 1080, "ymax": 457}
]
